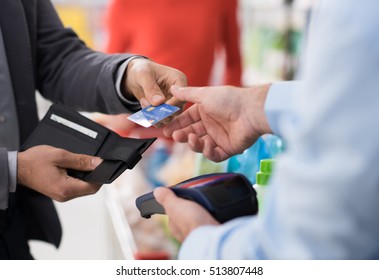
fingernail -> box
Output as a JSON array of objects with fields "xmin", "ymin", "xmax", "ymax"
[
  {"xmin": 141, "ymin": 98, "xmax": 149, "ymax": 107},
  {"xmin": 91, "ymin": 157, "xmax": 102, "ymax": 167},
  {"xmin": 153, "ymin": 187, "xmax": 164, "ymax": 201},
  {"xmin": 152, "ymin": 94, "xmax": 164, "ymax": 104}
]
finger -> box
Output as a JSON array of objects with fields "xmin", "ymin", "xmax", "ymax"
[
  {"xmin": 139, "ymin": 72, "xmax": 166, "ymax": 106},
  {"xmin": 163, "ymin": 105, "xmax": 201, "ymax": 136},
  {"xmin": 57, "ymin": 177, "xmax": 102, "ymax": 201},
  {"xmin": 202, "ymin": 135, "xmax": 229, "ymax": 162},
  {"xmin": 165, "ymin": 96, "xmax": 186, "ymax": 109},
  {"xmin": 168, "ymin": 220, "xmax": 184, "ymax": 242},
  {"xmin": 154, "ymin": 187, "xmax": 183, "ymax": 216},
  {"xmin": 55, "ymin": 150, "xmax": 102, "ymax": 171},
  {"xmin": 172, "ymin": 73, "xmax": 188, "ymax": 88},
  {"xmin": 171, "ymin": 130, "xmax": 189, "ymax": 143},
  {"xmin": 170, "ymin": 121, "xmax": 208, "ymax": 143},
  {"xmin": 164, "ymin": 110, "xmax": 205, "ymax": 135},
  {"xmin": 154, "ymin": 187, "xmax": 185, "ymax": 241},
  {"xmin": 170, "ymin": 85, "xmax": 205, "ymax": 104},
  {"xmin": 154, "ymin": 187, "xmax": 174, "ymax": 206},
  {"xmin": 188, "ymin": 133, "xmax": 205, "ymax": 153},
  {"xmin": 154, "ymin": 113, "xmax": 178, "ymax": 128},
  {"xmin": 140, "ymin": 97, "xmax": 150, "ymax": 108}
]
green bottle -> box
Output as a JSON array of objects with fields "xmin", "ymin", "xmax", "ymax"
[{"xmin": 253, "ymin": 159, "xmax": 275, "ymax": 213}]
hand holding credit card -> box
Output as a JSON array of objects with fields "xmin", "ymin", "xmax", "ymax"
[{"xmin": 127, "ymin": 103, "xmax": 180, "ymax": 128}]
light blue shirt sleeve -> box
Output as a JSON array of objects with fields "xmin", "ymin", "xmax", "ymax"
[
  {"xmin": 264, "ymin": 81, "xmax": 300, "ymax": 136},
  {"xmin": 179, "ymin": 0, "xmax": 379, "ymax": 259}
]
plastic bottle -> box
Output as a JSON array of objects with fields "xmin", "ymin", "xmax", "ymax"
[
  {"xmin": 261, "ymin": 134, "xmax": 285, "ymax": 158},
  {"xmin": 226, "ymin": 136, "xmax": 268, "ymax": 184},
  {"xmin": 253, "ymin": 158, "xmax": 275, "ymax": 213},
  {"xmin": 144, "ymin": 140, "xmax": 170, "ymax": 188},
  {"xmin": 226, "ymin": 134, "xmax": 283, "ymax": 184}
]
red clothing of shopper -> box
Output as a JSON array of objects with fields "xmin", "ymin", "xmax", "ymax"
[{"xmin": 105, "ymin": 0, "xmax": 242, "ymax": 86}]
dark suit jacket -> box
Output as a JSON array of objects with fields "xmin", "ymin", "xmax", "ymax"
[{"xmin": 0, "ymin": 0, "xmax": 136, "ymax": 258}]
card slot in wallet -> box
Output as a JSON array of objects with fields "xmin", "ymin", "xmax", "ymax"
[
  {"xmin": 22, "ymin": 104, "xmax": 108, "ymax": 154},
  {"xmin": 20, "ymin": 104, "xmax": 157, "ymax": 184},
  {"xmin": 41, "ymin": 120, "xmax": 103, "ymax": 154}
]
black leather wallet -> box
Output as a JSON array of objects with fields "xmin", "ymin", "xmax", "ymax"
[{"xmin": 20, "ymin": 104, "xmax": 156, "ymax": 184}]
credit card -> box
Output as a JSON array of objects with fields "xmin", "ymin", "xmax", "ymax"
[{"xmin": 127, "ymin": 103, "xmax": 180, "ymax": 128}]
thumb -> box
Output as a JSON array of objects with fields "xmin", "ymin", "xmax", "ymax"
[
  {"xmin": 154, "ymin": 187, "xmax": 180, "ymax": 214},
  {"xmin": 170, "ymin": 85, "xmax": 203, "ymax": 104},
  {"xmin": 55, "ymin": 150, "xmax": 102, "ymax": 171}
]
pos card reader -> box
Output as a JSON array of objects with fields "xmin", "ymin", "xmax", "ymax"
[{"xmin": 136, "ymin": 173, "xmax": 258, "ymax": 223}]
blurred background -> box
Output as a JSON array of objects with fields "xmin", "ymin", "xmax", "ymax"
[{"xmin": 32, "ymin": 0, "xmax": 315, "ymax": 259}]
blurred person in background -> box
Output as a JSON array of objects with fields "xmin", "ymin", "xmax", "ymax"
[{"xmin": 96, "ymin": 0, "xmax": 242, "ymax": 133}]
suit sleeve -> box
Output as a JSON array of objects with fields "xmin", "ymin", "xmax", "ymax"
[
  {"xmin": 35, "ymin": 0, "xmax": 137, "ymax": 114},
  {"xmin": 0, "ymin": 148, "xmax": 9, "ymax": 210}
]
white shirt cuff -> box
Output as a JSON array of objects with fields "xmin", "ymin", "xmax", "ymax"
[{"xmin": 8, "ymin": 151, "xmax": 17, "ymax": 193}]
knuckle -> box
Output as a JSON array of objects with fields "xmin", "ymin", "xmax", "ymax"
[
  {"xmin": 55, "ymin": 148, "xmax": 67, "ymax": 159},
  {"xmin": 56, "ymin": 197, "xmax": 67, "ymax": 203},
  {"xmin": 54, "ymin": 194, "xmax": 68, "ymax": 203},
  {"xmin": 179, "ymin": 73, "xmax": 188, "ymax": 82},
  {"xmin": 78, "ymin": 155, "xmax": 89, "ymax": 169},
  {"xmin": 56, "ymin": 187, "xmax": 73, "ymax": 202},
  {"xmin": 58, "ymin": 195, "xmax": 69, "ymax": 203},
  {"xmin": 90, "ymin": 184, "xmax": 102, "ymax": 194}
]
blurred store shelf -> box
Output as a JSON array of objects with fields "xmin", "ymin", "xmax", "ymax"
[{"xmin": 104, "ymin": 151, "xmax": 181, "ymax": 260}]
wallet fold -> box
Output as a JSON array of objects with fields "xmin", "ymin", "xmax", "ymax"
[{"xmin": 20, "ymin": 104, "xmax": 156, "ymax": 184}]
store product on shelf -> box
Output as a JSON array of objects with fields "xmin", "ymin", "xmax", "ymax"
[
  {"xmin": 226, "ymin": 134, "xmax": 283, "ymax": 184},
  {"xmin": 262, "ymin": 133, "xmax": 285, "ymax": 158},
  {"xmin": 144, "ymin": 139, "xmax": 171, "ymax": 188},
  {"xmin": 158, "ymin": 142, "xmax": 197, "ymax": 187},
  {"xmin": 193, "ymin": 153, "xmax": 227, "ymax": 177},
  {"xmin": 253, "ymin": 158, "xmax": 275, "ymax": 213},
  {"xmin": 112, "ymin": 158, "xmax": 179, "ymax": 259}
]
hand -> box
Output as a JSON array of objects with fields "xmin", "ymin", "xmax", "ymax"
[
  {"xmin": 123, "ymin": 58, "xmax": 188, "ymax": 108},
  {"xmin": 154, "ymin": 187, "xmax": 219, "ymax": 242},
  {"xmin": 163, "ymin": 84, "xmax": 272, "ymax": 162},
  {"xmin": 17, "ymin": 145, "xmax": 103, "ymax": 202}
]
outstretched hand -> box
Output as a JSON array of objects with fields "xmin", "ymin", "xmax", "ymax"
[{"xmin": 163, "ymin": 84, "xmax": 272, "ymax": 162}]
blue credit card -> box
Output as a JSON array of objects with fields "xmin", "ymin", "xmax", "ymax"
[{"xmin": 127, "ymin": 103, "xmax": 180, "ymax": 128}]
